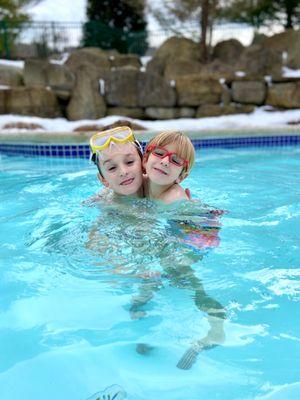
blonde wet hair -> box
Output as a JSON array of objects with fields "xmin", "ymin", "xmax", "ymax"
[{"xmin": 144, "ymin": 131, "xmax": 195, "ymax": 177}]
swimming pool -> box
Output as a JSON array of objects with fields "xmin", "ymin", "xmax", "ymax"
[{"xmin": 0, "ymin": 145, "xmax": 299, "ymax": 400}]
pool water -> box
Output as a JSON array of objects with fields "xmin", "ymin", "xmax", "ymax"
[{"xmin": 0, "ymin": 146, "xmax": 300, "ymax": 400}]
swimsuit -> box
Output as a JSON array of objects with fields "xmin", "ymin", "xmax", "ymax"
[{"xmin": 185, "ymin": 188, "xmax": 191, "ymax": 200}]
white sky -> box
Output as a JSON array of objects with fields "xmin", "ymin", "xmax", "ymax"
[
  {"xmin": 28, "ymin": 0, "xmax": 285, "ymax": 47},
  {"xmin": 29, "ymin": 0, "xmax": 87, "ymax": 22}
]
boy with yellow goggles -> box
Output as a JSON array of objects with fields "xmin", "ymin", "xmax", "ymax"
[{"xmin": 89, "ymin": 126, "xmax": 144, "ymax": 197}]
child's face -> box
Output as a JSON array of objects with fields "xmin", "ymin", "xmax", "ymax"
[
  {"xmin": 144, "ymin": 142, "xmax": 185, "ymax": 186},
  {"xmin": 98, "ymin": 143, "xmax": 143, "ymax": 196}
]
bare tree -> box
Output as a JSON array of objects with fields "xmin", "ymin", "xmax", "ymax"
[
  {"xmin": 148, "ymin": 0, "xmax": 220, "ymax": 61},
  {"xmin": 219, "ymin": 0, "xmax": 300, "ymax": 30},
  {"xmin": 0, "ymin": 0, "xmax": 42, "ymax": 57}
]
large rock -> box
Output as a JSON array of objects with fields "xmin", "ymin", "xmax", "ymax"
[
  {"xmin": 175, "ymin": 107, "xmax": 196, "ymax": 118},
  {"xmin": 0, "ymin": 90, "xmax": 7, "ymax": 113},
  {"xmin": 237, "ymin": 45, "xmax": 282, "ymax": 77},
  {"xmin": 145, "ymin": 107, "xmax": 196, "ymax": 120},
  {"xmin": 176, "ymin": 74, "xmax": 223, "ymax": 106},
  {"xmin": 165, "ymin": 60, "xmax": 235, "ymax": 84},
  {"xmin": 46, "ymin": 63, "xmax": 75, "ymax": 99},
  {"xmin": 221, "ymin": 85, "xmax": 231, "ymax": 105},
  {"xmin": 138, "ymin": 72, "xmax": 176, "ymax": 107},
  {"xmin": 24, "ymin": 60, "xmax": 75, "ymax": 100},
  {"xmin": 261, "ymin": 29, "xmax": 300, "ymax": 50},
  {"xmin": 6, "ymin": 87, "xmax": 61, "ymax": 117},
  {"xmin": 66, "ymin": 65, "xmax": 106, "ymax": 120},
  {"xmin": 266, "ymin": 82, "xmax": 300, "ymax": 108},
  {"xmin": 110, "ymin": 54, "xmax": 141, "ymax": 69},
  {"xmin": 232, "ymin": 80, "xmax": 266, "ymax": 105},
  {"xmin": 251, "ymin": 33, "xmax": 269, "ymax": 46},
  {"xmin": 105, "ymin": 67, "xmax": 140, "ymax": 107},
  {"xmin": 153, "ymin": 36, "xmax": 201, "ymax": 61},
  {"xmin": 164, "ymin": 59, "xmax": 235, "ymax": 82},
  {"xmin": 146, "ymin": 36, "xmax": 201, "ymax": 76},
  {"xmin": 260, "ymin": 29, "xmax": 300, "ymax": 70},
  {"xmin": 195, "ymin": 60, "xmax": 235, "ymax": 82},
  {"xmin": 164, "ymin": 60, "xmax": 202, "ymax": 81},
  {"xmin": 212, "ymin": 39, "xmax": 244, "ymax": 64},
  {"xmin": 287, "ymin": 45, "xmax": 300, "ymax": 70},
  {"xmin": 24, "ymin": 60, "xmax": 48, "ymax": 86},
  {"xmin": 65, "ymin": 47, "xmax": 110, "ymax": 74},
  {"xmin": 0, "ymin": 65, "xmax": 24, "ymax": 86},
  {"xmin": 146, "ymin": 57, "xmax": 166, "ymax": 77},
  {"xmin": 196, "ymin": 103, "xmax": 254, "ymax": 118}
]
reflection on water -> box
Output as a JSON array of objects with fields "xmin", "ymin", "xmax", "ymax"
[{"xmin": 27, "ymin": 196, "xmax": 226, "ymax": 370}]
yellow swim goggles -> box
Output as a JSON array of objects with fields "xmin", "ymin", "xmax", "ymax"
[{"xmin": 90, "ymin": 126, "xmax": 135, "ymax": 154}]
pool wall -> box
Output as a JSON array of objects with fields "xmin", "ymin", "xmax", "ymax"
[{"xmin": 1, "ymin": 129, "xmax": 300, "ymax": 157}]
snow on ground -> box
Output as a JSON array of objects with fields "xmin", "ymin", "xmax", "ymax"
[
  {"xmin": 282, "ymin": 67, "xmax": 300, "ymax": 78},
  {"xmin": 0, "ymin": 107, "xmax": 299, "ymax": 133},
  {"xmin": 1, "ymin": 59, "xmax": 300, "ymax": 133},
  {"xmin": 0, "ymin": 60, "xmax": 25, "ymax": 69}
]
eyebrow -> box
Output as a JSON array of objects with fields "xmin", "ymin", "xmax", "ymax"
[{"xmin": 102, "ymin": 153, "xmax": 136, "ymax": 165}]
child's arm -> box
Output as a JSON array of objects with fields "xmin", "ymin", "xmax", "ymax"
[{"xmin": 82, "ymin": 187, "xmax": 114, "ymax": 206}]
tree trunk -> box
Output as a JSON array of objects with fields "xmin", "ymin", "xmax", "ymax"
[
  {"xmin": 208, "ymin": 0, "xmax": 218, "ymax": 54},
  {"xmin": 284, "ymin": 1, "xmax": 294, "ymax": 29},
  {"xmin": 200, "ymin": 0, "xmax": 209, "ymax": 62}
]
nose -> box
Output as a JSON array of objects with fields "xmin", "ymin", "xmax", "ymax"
[
  {"xmin": 119, "ymin": 165, "xmax": 128, "ymax": 176},
  {"xmin": 160, "ymin": 155, "xmax": 169, "ymax": 166}
]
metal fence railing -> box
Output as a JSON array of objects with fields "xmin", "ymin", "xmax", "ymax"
[
  {"xmin": 0, "ymin": 21, "xmax": 83, "ymax": 59},
  {"xmin": 0, "ymin": 20, "xmax": 153, "ymax": 59},
  {"xmin": 0, "ymin": 20, "xmax": 279, "ymax": 60}
]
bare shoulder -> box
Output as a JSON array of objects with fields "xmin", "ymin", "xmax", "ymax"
[{"xmin": 160, "ymin": 184, "xmax": 190, "ymax": 204}]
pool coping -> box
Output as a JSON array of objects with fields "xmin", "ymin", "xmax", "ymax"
[{"xmin": 1, "ymin": 127, "xmax": 300, "ymax": 144}]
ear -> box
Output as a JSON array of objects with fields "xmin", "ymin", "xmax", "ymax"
[
  {"xmin": 97, "ymin": 172, "xmax": 109, "ymax": 187},
  {"xmin": 142, "ymin": 156, "xmax": 148, "ymax": 174}
]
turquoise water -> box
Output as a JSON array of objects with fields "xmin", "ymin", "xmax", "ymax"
[{"xmin": 0, "ymin": 146, "xmax": 300, "ymax": 400}]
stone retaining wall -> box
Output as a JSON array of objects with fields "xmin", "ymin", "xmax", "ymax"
[{"xmin": 0, "ymin": 30, "xmax": 299, "ymax": 121}]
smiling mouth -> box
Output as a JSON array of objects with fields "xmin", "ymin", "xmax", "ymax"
[
  {"xmin": 120, "ymin": 178, "xmax": 134, "ymax": 186},
  {"xmin": 154, "ymin": 167, "xmax": 168, "ymax": 175}
]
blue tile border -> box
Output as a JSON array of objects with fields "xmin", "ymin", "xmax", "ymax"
[
  {"xmin": 0, "ymin": 143, "xmax": 91, "ymax": 158},
  {"xmin": 192, "ymin": 135, "xmax": 300, "ymax": 149},
  {"xmin": 0, "ymin": 135, "xmax": 299, "ymax": 158}
]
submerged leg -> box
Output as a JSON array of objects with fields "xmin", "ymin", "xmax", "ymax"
[
  {"xmin": 129, "ymin": 279, "xmax": 162, "ymax": 319},
  {"xmin": 130, "ymin": 280, "xmax": 162, "ymax": 356},
  {"xmin": 164, "ymin": 263, "xmax": 226, "ymax": 370},
  {"xmin": 177, "ymin": 314, "xmax": 225, "ymax": 370}
]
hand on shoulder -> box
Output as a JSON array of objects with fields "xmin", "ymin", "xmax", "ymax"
[{"xmin": 82, "ymin": 188, "xmax": 114, "ymax": 206}]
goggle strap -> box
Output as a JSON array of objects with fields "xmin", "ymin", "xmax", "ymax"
[{"xmin": 134, "ymin": 139, "xmax": 143, "ymax": 155}]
